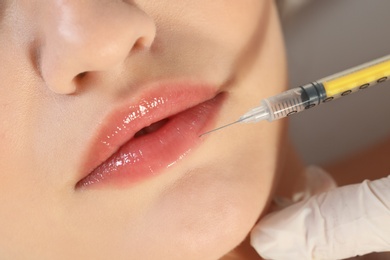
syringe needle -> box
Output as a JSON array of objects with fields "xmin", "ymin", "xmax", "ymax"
[
  {"xmin": 199, "ymin": 105, "xmax": 270, "ymax": 137},
  {"xmin": 199, "ymin": 120, "xmax": 241, "ymax": 137}
]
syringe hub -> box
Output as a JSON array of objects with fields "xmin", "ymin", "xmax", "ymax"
[{"xmin": 239, "ymin": 104, "xmax": 270, "ymax": 123}]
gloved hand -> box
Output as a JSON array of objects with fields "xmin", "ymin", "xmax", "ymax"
[{"xmin": 250, "ymin": 174, "xmax": 390, "ymax": 260}]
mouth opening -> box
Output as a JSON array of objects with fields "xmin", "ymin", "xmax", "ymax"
[{"xmin": 134, "ymin": 118, "xmax": 170, "ymax": 138}]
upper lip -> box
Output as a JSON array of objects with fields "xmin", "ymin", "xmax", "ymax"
[{"xmin": 77, "ymin": 80, "xmax": 219, "ymax": 184}]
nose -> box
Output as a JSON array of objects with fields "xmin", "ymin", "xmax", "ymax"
[{"xmin": 39, "ymin": 1, "xmax": 156, "ymax": 94}]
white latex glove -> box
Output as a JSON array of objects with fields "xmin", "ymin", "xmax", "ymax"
[{"xmin": 251, "ymin": 175, "xmax": 390, "ymax": 260}]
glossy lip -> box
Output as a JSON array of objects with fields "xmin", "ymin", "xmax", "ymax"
[{"xmin": 76, "ymin": 81, "xmax": 225, "ymax": 189}]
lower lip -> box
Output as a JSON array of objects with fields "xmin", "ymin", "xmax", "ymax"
[{"xmin": 76, "ymin": 93, "xmax": 225, "ymax": 189}]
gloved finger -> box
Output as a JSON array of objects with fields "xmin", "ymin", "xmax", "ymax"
[{"xmin": 250, "ymin": 176, "xmax": 390, "ymax": 260}]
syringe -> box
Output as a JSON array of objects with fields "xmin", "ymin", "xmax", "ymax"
[{"xmin": 201, "ymin": 54, "xmax": 390, "ymax": 136}]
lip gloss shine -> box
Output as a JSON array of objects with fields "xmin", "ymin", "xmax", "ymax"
[{"xmin": 76, "ymin": 82, "xmax": 225, "ymax": 189}]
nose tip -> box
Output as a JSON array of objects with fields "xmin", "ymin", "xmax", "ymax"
[{"xmin": 39, "ymin": 2, "xmax": 156, "ymax": 94}]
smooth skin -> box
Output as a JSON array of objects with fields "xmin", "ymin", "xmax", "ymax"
[{"xmin": 0, "ymin": 1, "xmax": 291, "ymax": 259}]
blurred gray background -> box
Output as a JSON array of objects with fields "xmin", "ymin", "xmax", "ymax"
[{"xmin": 281, "ymin": 0, "xmax": 390, "ymax": 165}]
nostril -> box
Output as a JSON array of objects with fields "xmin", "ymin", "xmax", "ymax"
[
  {"xmin": 133, "ymin": 35, "xmax": 155, "ymax": 52},
  {"xmin": 72, "ymin": 72, "xmax": 89, "ymax": 92},
  {"xmin": 76, "ymin": 72, "xmax": 88, "ymax": 79},
  {"xmin": 133, "ymin": 41, "xmax": 145, "ymax": 52}
]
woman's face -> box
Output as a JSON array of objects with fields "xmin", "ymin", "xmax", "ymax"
[{"xmin": 0, "ymin": 1, "xmax": 287, "ymax": 259}]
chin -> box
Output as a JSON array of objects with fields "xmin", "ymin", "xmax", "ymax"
[{"xmin": 138, "ymin": 164, "xmax": 273, "ymax": 259}]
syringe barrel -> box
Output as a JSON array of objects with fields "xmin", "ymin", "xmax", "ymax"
[
  {"xmin": 319, "ymin": 54, "xmax": 390, "ymax": 100},
  {"xmin": 265, "ymin": 54, "xmax": 390, "ymax": 121},
  {"xmin": 263, "ymin": 82, "xmax": 326, "ymax": 121}
]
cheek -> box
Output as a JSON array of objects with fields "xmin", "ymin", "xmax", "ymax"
[
  {"xmin": 198, "ymin": 1, "xmax": 266, "ymax": 44},
  {"xmin": 194, "ymin": 1, "xmax": 266, "ymax": 51},
  {"xmin": 144, "ymin": 0, "xmax": 266, "ymax": 58},
  {"xmin": 0, "ymin": 69, "xmax": 34, "ymax": 176}
]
